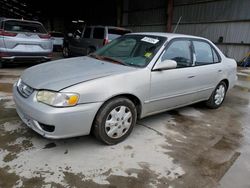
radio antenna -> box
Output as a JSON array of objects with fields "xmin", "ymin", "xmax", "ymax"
[{"xmin": 173, "ymin": 16, "xmax": 182, "ymax": 33}]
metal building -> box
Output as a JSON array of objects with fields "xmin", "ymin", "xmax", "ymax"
[
  {"xmin": 122, "ymin": 0, "xmax": 167, "ymax": 32},
  {"xmin": 122, "ymin": 0, "xmax": 250, "ymax": 62}
]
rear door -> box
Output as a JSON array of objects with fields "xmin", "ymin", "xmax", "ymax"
[
  {"xmin": 191, "ymin": 40, "xmax": 223, "ymax": 101},
  {"xmin": 2, "ymin": 20, "xmax": 51, "ymax": 53}
]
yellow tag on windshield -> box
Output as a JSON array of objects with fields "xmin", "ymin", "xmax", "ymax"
[{"xmin": 144, "ymin": 52, "xmax": 152, "ymax": 58}]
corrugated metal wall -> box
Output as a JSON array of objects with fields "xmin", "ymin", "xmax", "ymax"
[
  {"xmin": 122, "ymin": 0, "xmax": 250, "ymax": 61},
  {"xmin": 173, "ymin": 0, "xmax": 250, "ymax": 61},
  {"xmin": 122, "ymin": 0, "xmax": 167, "ymax": 32}
]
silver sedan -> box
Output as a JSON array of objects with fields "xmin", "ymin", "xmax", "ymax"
[{"xmin": 13, "ymin": 33, "xmax": 237, "ymax": 144}]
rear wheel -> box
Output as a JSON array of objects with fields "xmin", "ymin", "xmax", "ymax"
[
  {"xmin": 93, "ymin": 97, "xmax": 137, "ymax": 145},
  {"xmin": 62, "ymin": 46, "xmax": 70, "ymax": 58},
  {"xmin": 206, "ymin": 81, "xmax": 227, "ymax": 109}
]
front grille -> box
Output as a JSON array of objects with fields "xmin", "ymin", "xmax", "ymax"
[{"xmin": 17, "ymin": 80, "xmax": 34, "ymax": 98}]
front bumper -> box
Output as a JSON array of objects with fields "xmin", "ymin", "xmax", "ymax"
[{"xmin": 13, "ymin": 83, "xmax": 102, "ymax": 139}]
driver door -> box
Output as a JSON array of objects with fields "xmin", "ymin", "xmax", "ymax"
[
  {"xmin": 69, "ymin": 28, "xmax": 85, "ymax": 55},
  {"xmin": 145, "ymin": 39, "xmax": 199, "ymax": 114}
]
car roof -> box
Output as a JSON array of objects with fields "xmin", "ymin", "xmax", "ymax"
[
  {"xmin": 0, "ymin": 18, "xmax": 42, "ymax": 24},
  {"xmin": 129, "ymin": 32, "xmax": 207, "ymax": 40}
]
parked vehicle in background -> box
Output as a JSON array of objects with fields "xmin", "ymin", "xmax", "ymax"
[
  {"xmin": 13, "ymin": 33, "xmax": 237, "ymax": 145},
  {"xmin": 62, "ymin": 26, "xmax": 131, "ymax": 57},
  {"xmin": 0, "ymin": 18, "xmax": 53, "ymax": 68},
  {"xmin": 50, "ymin": 31, "xmax": 64, "ymax": 51}
]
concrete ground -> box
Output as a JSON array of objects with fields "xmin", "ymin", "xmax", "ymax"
[{"xmin": 0, "ymin": 57, "xmax": 249, "ymax": 188}]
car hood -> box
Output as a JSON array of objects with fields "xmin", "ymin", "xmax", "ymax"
[{"xmin": 21, "ymin": 56, "xmax": 136, "ymax": 91}]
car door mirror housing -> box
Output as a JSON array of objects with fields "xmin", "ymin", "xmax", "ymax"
[{"xmin": 153, "ymin": 60, "xmax": 177, "ymax": 71}]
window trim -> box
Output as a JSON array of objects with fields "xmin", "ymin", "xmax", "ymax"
[
  {"xmin": 152, "ymin": 37, "xmax": 194, "ymax": 71},
  {"xmin": 191, "ymin": 39, "xmax": 222, "ymax": 66}
]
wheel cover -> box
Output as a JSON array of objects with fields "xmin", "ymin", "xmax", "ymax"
[
  {"xmin": 214, "ymin": 84, "xmax": 226, "ymax": 105},
  {"xmin": 105, "ymin": 106, "xmax": 132, "ymax": 139}
]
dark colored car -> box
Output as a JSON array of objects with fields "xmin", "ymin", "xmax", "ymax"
[{"xmin": 62, "ymin": 25, "xmax": 131, "ymax": 57}]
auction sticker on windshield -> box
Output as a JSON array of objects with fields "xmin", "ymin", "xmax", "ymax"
[{"xmin": 141, "ymin": 37, "xmax": 159, "ymax": 44}]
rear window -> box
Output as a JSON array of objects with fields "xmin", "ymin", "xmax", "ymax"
[
  {"xmin": 4, "ymin": 20, "xmax": 47, "ymax": 34},
  {"xmin": 93, "ymin": 28, "xmax": 105, "ymax": 39},
  {"xmin": 108, "ymin": 28, "xmax": 131, "ymax": 40},
  {"xmin": 50, "ymin": 32, "xmax": 64, "ymax": 37}
]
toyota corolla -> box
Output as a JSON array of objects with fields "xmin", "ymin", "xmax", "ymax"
[{"xmin": 13, "ymin": 33, "xmax": 237, "ymax": 145}]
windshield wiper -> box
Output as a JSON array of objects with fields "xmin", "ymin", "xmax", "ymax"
[
  {"xmin": 89, "ymin": 53, "xmax": 128, "ymax": 66},
  {"xmin": 100, "ymin": 56, "xmax": 128, "ymax": 66}
]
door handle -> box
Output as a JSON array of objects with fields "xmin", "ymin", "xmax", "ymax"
[{"xmin": 188, "ymin": 75, "xmax": 196, "ymax": 79}]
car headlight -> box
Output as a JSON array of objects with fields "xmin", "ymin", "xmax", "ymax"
[{"xmin": 36, "ymin": 90, "xmax": 79, "ymax": 107}]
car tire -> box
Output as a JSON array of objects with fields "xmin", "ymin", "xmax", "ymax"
[
  {"xmin": 86, "ymin": 47, "xmax": 96, "ymax": 55},
  {"xmin": 206, "ymin": 81, "xmax": 227, "ymax": 109},
  {"xmin": 93, "ymin": 97, "xmax": 137, "ymax": 145},
  {"xmin": 0, "ymin": 61, "xmax": 4, "ymax": 69},
  {"xmin": 62, "ymin": 46, "xmax": 70, "ymax": 58}
]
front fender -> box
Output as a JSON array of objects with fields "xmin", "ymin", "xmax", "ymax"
[{"xmin": 62, "ymin": 68, "xmax": 151, "ymax": 105}]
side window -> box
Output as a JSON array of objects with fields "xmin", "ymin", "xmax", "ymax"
[
  {"xmin": 193, "ymin": 41, "xmax": 214, "ymax": 65},
  {"xmin": 161, "ymin": 40, "xmax": 192, "ymax": 68},
  {"xmin": 83, "ymin": 27, "xmax": 91, "ymax": 38},
  {"xmin": 212, "ymin": 48, "xmax": 220, "ymax": 63},
  {"xmin": 93, "ymin": 28, "xmax": 105, "ymax": 39}
]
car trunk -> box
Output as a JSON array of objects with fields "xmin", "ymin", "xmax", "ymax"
[{"xmin": 2, "ymin": 20, "xmax": 51, "ymax": 52}]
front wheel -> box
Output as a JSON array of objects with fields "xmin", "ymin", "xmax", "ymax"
[
  {"xmin": 93, "ymin": 97, "xmax": 137, "ymax": 145},
  {"xmin": 206, "ymin": 81, "xmax": 227, "ymax": 109}
]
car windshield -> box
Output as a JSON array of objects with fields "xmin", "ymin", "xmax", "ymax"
[{"xmin": 91, "ymin": 34, "xmax": 166, "ymax": 67}]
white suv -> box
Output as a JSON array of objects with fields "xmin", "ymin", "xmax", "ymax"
[{"xmin": 0, "ymin": 18, "xmax": 53, "ymax": 68}]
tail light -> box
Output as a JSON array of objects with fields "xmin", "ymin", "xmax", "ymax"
[
  {"xmin": 39, "ymin": 34, "xmax": 51, "ymax": 39},
  {"xmin": 103, "ymin": 38, "xmax": 109, "ymax": 45},
  {"xmin": 0, "ymin": 52, "xmax": 10, "ymax": 57},
  {"xmin": 0, "ymin": 29, "xmax": 17, "ymax": 37}
]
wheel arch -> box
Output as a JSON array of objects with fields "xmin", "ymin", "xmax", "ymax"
[
  {"xmin": 220, "ymin": 79, "xmax": 229, "ymax": 90},
  {"xmin": 93, "ymin": 93, "xmax": 142, "ymax": 123},
  {"xmin": 90, "ymin": 93, "xmax": 142, "ymax": 135}
]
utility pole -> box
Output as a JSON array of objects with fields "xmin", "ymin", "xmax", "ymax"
[{"xmin": 167, "ymin": 0, "xmax": 173, "ymax": 32}]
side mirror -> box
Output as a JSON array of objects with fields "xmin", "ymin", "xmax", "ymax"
[
  {"xmin": 153, "ymin": 60, "xmax": 177, "ymax": 71},
  {"xmin": 67, "ymin": 33, "xmax": 73, "ymax": 37}
]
